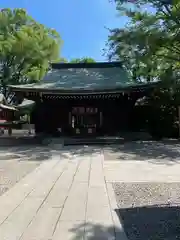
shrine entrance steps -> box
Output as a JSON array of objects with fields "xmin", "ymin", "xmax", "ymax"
[
  {"xmin": 63, "ymin": 137, "xmax": 125, "ymax": 146},
  {"xmin": 56, "ymin": 132, "xmax": 152, "ymax": 146}
]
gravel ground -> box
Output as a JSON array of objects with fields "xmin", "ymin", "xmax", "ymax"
[
  {"xmin": 0, "ymin": 146, "xmax": 49, "ymax": 196},
  {"xmin": 113, "ymin": 183, "xmax": 180, "ymax": 240}
]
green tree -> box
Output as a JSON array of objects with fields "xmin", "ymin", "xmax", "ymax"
[
  {"xmin": 70, "ymin": 57, "xmax": 96, "ymax": 63},
  {"xmin": 52, "ymin": 57, "xmax": 68, "ymax": 63},
  {"xmin": 107, "ymin": 0, "xmax": 180, "ymax": 137},
  {"xmin": 107, "ymin": 2, "xmax": 179, "ymax": 95},
  {"xmin": 109, "ymin": 0, "xmax": 180, "ymax": 84},
  {"xmin": 0, "ymin": 8, "xmax": 62, "ymax": 97}
]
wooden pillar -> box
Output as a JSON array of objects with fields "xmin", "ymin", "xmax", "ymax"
[
  {"xmin": 8, "ymin": 127, "xmax": 12, "ymax": 136},
  {"xmin": 100, "ymin": 112, "xmax": 103, "ymax": 127},
  {"xmin": 33, "ymin": 101, "xmax": 45, "ymax": 135},
  {"xmin": 178, "ymin": 106, "xmax": 180, "ymax": 138}
]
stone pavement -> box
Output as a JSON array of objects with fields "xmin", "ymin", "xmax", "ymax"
[
  {"xmin": 1, "ymin": 142, "xmax": 180, "ymax": 240},
  {"xmin": 0, "ymin": 146, "xmax": 127, "ymax": 240},
  {"xmin": 103, "ymin": 144, "xmax": 180, "ymax": 182},
  {"xmin": 104, "ymin": 159, "xmax": 180, "ymax": 182}
]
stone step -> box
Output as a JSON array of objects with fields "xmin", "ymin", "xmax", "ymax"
[{"xmin": 63, "ymin": 137, "xmax": 125, "ymax": 146}]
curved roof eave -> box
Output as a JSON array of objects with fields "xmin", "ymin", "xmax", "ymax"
[{"xmin": 8, "ymin": 81, "xmax": 160, "ymax": 94}]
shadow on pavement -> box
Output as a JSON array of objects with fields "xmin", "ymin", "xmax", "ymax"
[
  {"xmin": 69, "ymin": 221, "xmax": 122, "ymax": 240},
  {"xmin": 103, "ymin": 141, "xmax": 180, "ymax": 165},
  {"xmin": 0, "ymin": 145, "xmax": 51, "ymax": 162},
  {"xmin": 116, "ymin": 205, "xmax": 180, "ymax": 240},
  {"xmin": 0, "ymin": 144, "xmax": 101, "ymax": 162},
  {"xmin": 62, "ymin": 141, "xmax": 180, "ymax": 165},
  {"xmin": 0, "ymin": 138, "xmax": 180, "ymax": 165}
]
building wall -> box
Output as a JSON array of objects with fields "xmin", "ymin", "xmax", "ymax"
[{"xmin": 30, "ymin": 97, "xmax": 138, "ymax": 136}]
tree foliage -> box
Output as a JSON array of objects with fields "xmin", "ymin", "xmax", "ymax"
[
  {"xmin": 0, "ymin": 8, "xmax": 62, "ymax": 95},
  {"xmin": 70, "ymin": 57, "xmax": 96, "ymax": 63},
  {"xmin": 108, "ymin": 0, "xmax": 180, "ymax": 85},
  {"xmin": 107, "ymin": 0, "xmax": 180, "ymax": 137},
  {"xmin": 52, "ymin": 57, "xmax": 68, "ymax": 63}
]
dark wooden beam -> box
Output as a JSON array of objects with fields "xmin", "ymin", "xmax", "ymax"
[{"xmin": 51, "ymin": 61, "xmax": 123, "ymax": 70}]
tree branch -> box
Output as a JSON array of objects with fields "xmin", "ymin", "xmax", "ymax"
[
  {"xmin": 164, "ymin": 4, "xmax": 180, "ymax": 25},
  {"xmin": 157, "ymin": 54, "xmax": 180, "ymax": 62}
]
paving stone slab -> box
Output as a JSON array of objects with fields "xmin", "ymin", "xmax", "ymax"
[
  {"xmin": 68, "ymin": 182, "xmax": 88, "ymax": 199},
  {"xmin": 104, "ymin": 161, "xmax": 180, "ymax": 182},
  {"xmin": 106, "ymin": 183, "xmax": 129, "ymax": 240},
  {"xmin": 0, "ymin": 198, "xmax": 43, "ymax": 240},
  {"xmin": 86, "ymin": 205, "xmax": 113, "ymax": 223},
  {"xmin": 44, "ymin": 163, "xmax": 82, "ymax": 208},
  {"xmin": 60, "ymin": 200, "xmax": 87, "ymax": 221},
  {"xmin": 28, "ymin": 161, "xmax": 67, "ymax": 198},
  {"xmin": 45, "ymin": 188, "xmax": 69, "ymax": 208},
  {"xmin": 84, "ymin": 221, "xmax": 115, "ymax": 240},
  {"xmin": 0, "ymin": 146, "xmax": 125, "ymax": 240},
  {"xmin": 87, "ymin": 187, "xmax": 109, "ymax": 207},
  {"xmin": 73, "ymin": 159, "xmax": 91, "ymax": 183},
  {"xmin": 52, "ymin": 221, "xmax": 85, "ymax": 240},
  {"xmin": 21, "ymin": 205, "xmax": 62, "ymax": 240},
  {"xmin": 0, "ymin": 159, "xmax": 60, "ymax": 225}
]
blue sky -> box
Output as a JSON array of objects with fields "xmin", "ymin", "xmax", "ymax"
[{"xmin": 0, "ymin": 0, "xmax": 128, "ymax": 61}]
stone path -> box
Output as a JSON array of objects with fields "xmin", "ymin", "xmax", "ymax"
[
  {"xmin": 1, "ymin": 142, "xmax": 180, "ymax": 239},
  {"xmin": 0, "ymin": 146, "xmax": 127, "ymax": 240},
  {"xmin": 104, "ymin": 159, "xmax": 180, "ymax": 182},
  {"xmin": 103, "ymin": 144, "xmax": 180, "ymax": 182}
]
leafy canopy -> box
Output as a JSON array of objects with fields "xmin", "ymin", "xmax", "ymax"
[
  {"xmin": 107, "ymin": 0, "xmax": 180, "ymax": 136},
  {"xmin": 70, "ymin": 57, "xmax": 96, "ymax": 63},
  {"xmin": 107, "ymin": 0, "xmax": 180, "ymax": 86},
  {"xmin": 0, "ymin": 8, "xmax": 62, "ymax": 92}
]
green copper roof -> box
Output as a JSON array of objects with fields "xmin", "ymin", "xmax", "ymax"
[{"xmin": 9, "ymin": 62, "xmax": 158, "ymax": 93}]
